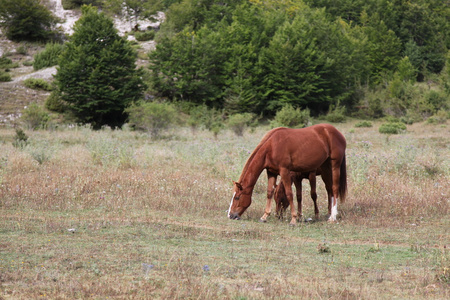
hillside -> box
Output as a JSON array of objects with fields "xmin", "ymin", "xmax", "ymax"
[{"xmin": 0, "ymin": 0, "xmax": 163, "ymax": 126}]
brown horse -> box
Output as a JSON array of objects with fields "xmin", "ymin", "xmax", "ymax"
[
  {"xmin": 274, "ymin": 169, "xmax": 333, "ymax": 221},
  {"xmin": 228, "ymin": 124, "xmax": 346, "ymax": 225}
]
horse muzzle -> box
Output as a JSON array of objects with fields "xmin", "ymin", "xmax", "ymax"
[{"xmin": 228, "ymin": 212, "xmax": 241, "ymax": 220}]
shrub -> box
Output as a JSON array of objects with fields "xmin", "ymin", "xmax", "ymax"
[
  {"xmin": 0, "ymin": 0, "xmax": 59, "ymax": 41},
  {"xmin": 23, "ymin": 78, "xmax": 53, "ymax": 91},
  {"xmin": 325, "ymin": 102, "xmax": 346, "ymax": 123},
  {"xmin": 20, "ymin": 102, "xmax": 50, "ymax": 130},
  {"xmin": 426, "ymin": 109, "xmax": 448, "ymax": 124},
  {"xmin": 45, "ymin": 91, "xmax": 66, "ymax": 113},
  {"xmin": 0, "ymin": 56, "xmax": 14, "ymax": 69},
  {"xmin": 126, "ymin": 101, "xmax": 179, "ymax": 137},
  {"xmin": 134, "ymin": 30, "xmax": 155, "ymax": 41},
  {"xmin": 62, "ymin": 0, "xmax": 100, "ymax": 10},
  {"xmin": 16, "ymin": 44, "xmax": 28, "ymax": 55},
  {"xmin": 379, "ymin": 122, "xmax": 407, "ymax": 134},
  {"xmin": 270, "ymin": 104, "xmax": 310, "ymax": 128},
  {"xmin": 355, "ymin": 121, "xmax": 373, "ymax": 128},
  {"xmin": 187, "ymin": 105, "xmax": 224, "ymax": 134},
  {"xmin": 12, "ymin": 128, "xmax": 29, "ymax": 149},
  {"xmin": 33, "ymin": 42, "xmax": 64, "ymax": 70},
  {"xmin": 425, "ymin": 90, "xmax": 448, "ymax": 112},
  {"xmin": 0, "ymin": 71, "xmax": 12, "ymax": 82},
  {"xmin": 227, "ymin": 113, "xmax": 257, "ymax": 136},
  {"xmin": 22, "ymin": 60, "xmax": 33, "ymax": 67}
]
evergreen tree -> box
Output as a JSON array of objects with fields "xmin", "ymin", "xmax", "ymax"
[
  {"xmin": 54, "ymin": 5, "xmax": 145, "ymax": 129},
  {"xmin": 0, "ymin": 0, "xmax": 59, "ymax": 41}
]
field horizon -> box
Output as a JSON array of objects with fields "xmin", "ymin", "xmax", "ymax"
[{"xmin": 0, "ymin": 120, "xmax": 448, "ymax": 299}]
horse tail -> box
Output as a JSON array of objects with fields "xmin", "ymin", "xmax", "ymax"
[{"xmin": 339, "ymin": 153, "xmax": 347, "ymax": 203}]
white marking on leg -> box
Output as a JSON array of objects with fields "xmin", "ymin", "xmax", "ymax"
[
  {"xmin": 329, "ymin": 197, "xmax": 338, "ymax": 221},
  {"xmin": 227, "ymin": 192, "xmax": 236, "ymax": 218}
]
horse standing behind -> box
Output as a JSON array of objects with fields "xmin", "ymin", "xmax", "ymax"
[
  {"xmin": 228, "ymin": 124, "xmax": 347, "ymax": 225},
  {"xmin": 274, "ymin": 169, "xmax": 333, "ymax": 221}
]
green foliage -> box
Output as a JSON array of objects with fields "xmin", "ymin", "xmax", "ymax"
[
  {"xmin": 397, "ymin": 56, "xmax": 417, "ymax": 83},
  {"xmin": 0, "ymin": 57, "xmax": 14, "ymax": 69},
  {"xmin": 0, "ymin": 71, "xmax": 12, "ymax": 82},
  {"xmin": 134, "ymin": 30, "xmax": 155, "ymax": 41},
  {"xmin": 33, "ymin": 42, "xmax": 64, "ymax": 71},
  {"xmin": 325, "ymin": 102, "xmax": 346, "ymax": 123},
  {"xmin": 0, "ymin": 0, "xmax": 59, "ymax": 41},
  {"xmin": 269, "ymin": 104, "xmax": 310, "ymax": 128},
  {"xmin": 20, "ymin": 103, "xmax": 50, "ymax": 130},
  {"xmin": 23, "ymin": 78, "xmax": 53, "ymax": 91},
  {"xmin": 186, "ymin": 105, "xmax": 224, "ymax": 135},
  {"xmin": 355, "ymin": 121, "xmax": 372, "ymax": 128},
  {"xmin": 379, "ymin": 122, "xmax": 407, "ymax": 135},
  {"xmin": 126, "ymin": 101, "xmax": 179, "ymax": 137},
  {"xmin": 45, "ymin": 91, "xmax": 66, "ymax": 113},
  {"xmin": 12, "ymin": 128, "xmax": 29, "ymax": 149},
  {"xmin": 62, "ymin": 0, "xmax": 100, "ymax": 10},
  {"xmin": 426, "ymin": 109, "xmax": 448, "ymax": 125},
  {"xmin": 227, "ymin": 113, "xmax": 257, "ymax": 137},
  {"xmin": 22, "ymin": 60, "xmax": 33, "ymax": 67},
  {"xmin": 54, "ymin": 5, "xmax": 146, "ymax": 129},
  {"xmin": 425, "ymin": 90, "xmax": 449, "ymax": 112}
]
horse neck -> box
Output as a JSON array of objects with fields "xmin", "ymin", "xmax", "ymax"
[{"xmin": 238, "ymin": 150, "xmax": 266, "ymax": 191}]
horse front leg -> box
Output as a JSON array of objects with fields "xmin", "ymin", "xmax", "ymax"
[
  {"xmin": 280, "ymin": 169, "xmax": 296, "ymax": 225},
  {"xmin": 260, "ymin": 172, "xmax": 277, "ymax": 222}
]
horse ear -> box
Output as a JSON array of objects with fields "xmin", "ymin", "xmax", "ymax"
[{"xmin": 233, "ymin": 181, "xmax": 243, "ymax": 190}]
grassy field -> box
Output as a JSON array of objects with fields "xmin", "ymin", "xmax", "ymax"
[{"xmin": 0, "ymin": 121, "xmax": 448, "ymax": 299}]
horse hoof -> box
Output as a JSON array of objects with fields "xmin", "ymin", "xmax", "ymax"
[{"xmin": 259, "ymin": 218, "xmax": 267, "ymax": 223}]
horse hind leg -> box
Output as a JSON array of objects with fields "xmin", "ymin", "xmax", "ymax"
[
  {"xmin": 328, "ymin": 159, "xmax": 342, "ymax": 222},
  {"xmin": 308, "ymin": 172, "xmax": 319, "ymax": 220},
  {"xmin": 293, "ymin": 174, "xmax": 303, "ymax": 222}
]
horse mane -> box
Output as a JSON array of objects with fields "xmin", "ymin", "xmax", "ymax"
[{"xmin": 238, "ymin": 127, "xmax": 287, "ymax": 182}]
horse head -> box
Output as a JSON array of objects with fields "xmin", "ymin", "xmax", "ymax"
[{"xmin": 228, "ymin": 181, "xmax": 252, "ymax": 220}]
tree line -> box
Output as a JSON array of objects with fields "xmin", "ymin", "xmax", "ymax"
[
  {"xmin": 1, "ymin": 0, "xmax": 449, "ymax": 130},
  {"xmin": 149, "ymin": 0, "xmax": 449, "ymax": 117}
]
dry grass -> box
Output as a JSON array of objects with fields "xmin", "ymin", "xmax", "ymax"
[{"xmin": 0, "ymin": 121, "xmax": 449, "ymax": 299}]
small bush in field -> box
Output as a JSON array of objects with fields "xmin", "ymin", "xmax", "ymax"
[
  {"xmin": 20, "ymin": 103, "xmax": 50, "ymax": 130},
  {"xmin": 22, "ymin": 60, "xmax": 33, "ymax": 66},
  {"xmin": 0, "ymin": 71, "xmax": 12, "ymax": 82},
  {"xmin": 12, "ymin": 128, "xmax": 29, "ymax": 149},
  {"xmin": 23, "ymin": 78, "xmax": 53, "ymax": 91},
  {"xmin": 187, "ymin": 105, "xmax": 224, "ymax": 135},
  {"xmin": 126, "ymin": 101, "xmax": 179, "ymax": 137},
  {"xmin": 45, "ymin": 91, "xmax": 66, "ymax": 113},
  {"xmin": 227, "ymin": 113, "xmax": 257, "ymax": 136},
  {"xmin": 426, "ymin": 109, "xmax": 448, "ymax": 124},
  {"xmin": 33, "ymin": 42, "xmax": 64, "ymax": 70},
  {"xmin": 355, "ymin": 121, "xmax": 373, "ymax": 128},
  {"xmin": 0, "ymin": 56, "xmax": 15, "ymax": 69},
  {"xmin": 379, "ymin": 122, "xmax": 407, "ymax": 134},
  {"xmin": 134, "ymin": 30, "xmax": 155, "ymax": 41},
  {"xmin": 325, "ymin": 102, "xmax": 346, "ymax": 123},
  {"xmin": 270, "ymin": 104, "xmax": 310, "ymax": 128}
]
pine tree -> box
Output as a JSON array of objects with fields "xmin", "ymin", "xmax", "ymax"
[{"xmin": 54, "ymin": 5, "xmax": 145, "ymax": 129}]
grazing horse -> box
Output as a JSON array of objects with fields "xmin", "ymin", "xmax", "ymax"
[
  {"xmin": 274, "ymin": 169, "xmax": 333, "ymax": 221},
  {"xmin": 228, "ymin": 124, "xmax": 346, "ymax": 225}
]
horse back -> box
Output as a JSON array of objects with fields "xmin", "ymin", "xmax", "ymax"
[{"xmin": 266, "ymin": 125, "xmax": 344, "ymax": 172}]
